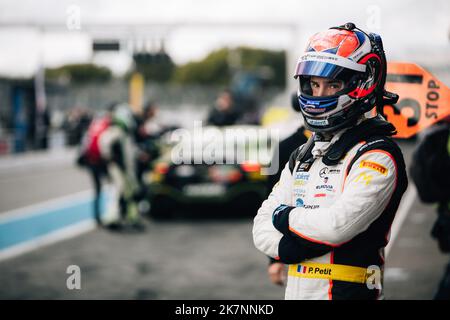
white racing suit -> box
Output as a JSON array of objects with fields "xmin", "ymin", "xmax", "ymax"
[{"xmin": 253, "ymin": 118, "xmax": 408, "ymax": 300}]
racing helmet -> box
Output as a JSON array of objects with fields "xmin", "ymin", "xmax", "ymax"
[{"xmin": 294, "ymin": 22, "xmax": 392, "ymax": 133}]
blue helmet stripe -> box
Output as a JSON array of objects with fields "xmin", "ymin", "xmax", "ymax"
[{"xmin": 354, "ymin": 31, "xmax": 366, "ymax": 48}]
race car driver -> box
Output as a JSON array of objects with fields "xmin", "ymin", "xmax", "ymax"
[{"xmin": 253, "ymin": 23, "xmax": 408, "ymax": 300}]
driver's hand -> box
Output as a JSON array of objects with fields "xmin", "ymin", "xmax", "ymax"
[{"xmin": 268, "ymin": 262, "xmax": 287, "ymax": 286}]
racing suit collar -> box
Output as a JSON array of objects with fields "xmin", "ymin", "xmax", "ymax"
[{"xmin": 312, "ymin": 128, "xmax": 347, "ymax": 159}]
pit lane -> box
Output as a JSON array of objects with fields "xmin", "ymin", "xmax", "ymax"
[{"xmin": 0, "ymin": 142, "xmax": 447, "ymax": 299}]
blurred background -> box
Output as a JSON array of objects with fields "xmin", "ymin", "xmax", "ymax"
[{"xmin": 0, "ymin": 0, "xmax": 449, "ymax": 299}]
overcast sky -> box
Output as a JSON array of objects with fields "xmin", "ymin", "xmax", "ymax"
[{"xmin": 0, "ymin": 0, "xmax": 448, "ymax": 77}]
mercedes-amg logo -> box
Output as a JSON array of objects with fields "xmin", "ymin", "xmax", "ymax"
[{"xmin": 319, "ymin": 167, "xmax": 329, "ymax": 179}]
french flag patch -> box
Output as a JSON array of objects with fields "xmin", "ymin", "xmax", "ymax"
[{"xmin": 297, "ymin": 265, "xmax": 308, "ymax": 274}]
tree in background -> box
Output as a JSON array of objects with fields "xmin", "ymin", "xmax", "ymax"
[
  {"xmin": 46, "ymin": 64, "xmax": 112, "ymax": 84},
  {"xmin": 173, "ymin": 47, "xmax": 286, "ymax": 88},
  {"xmin": 45, "ymin": 47, "xmax": 285, "ymax": 88},
  {"xmin": 132, "ymin": 51, "xmax": 176, "ymax": 83},
  {"xmin": 173, "ymin": 48, "xmax": 231, "ymax": 85}
]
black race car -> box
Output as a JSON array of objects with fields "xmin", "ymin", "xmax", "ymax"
[{"xmin": 143, "ymin": 125, "xmax": 276, "ymax": 219}]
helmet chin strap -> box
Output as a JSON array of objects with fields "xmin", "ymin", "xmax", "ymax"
[{"xmin": 314, "ymin": 132, "xmax": 332, "ymax": 142}]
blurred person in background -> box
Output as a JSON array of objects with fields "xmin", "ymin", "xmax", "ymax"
[
  {"xmin": 266, "ymin": 93, "xmax": 309, "ymax": 286},
  {"xmin": 78, "ymin": 103, "xmax": 145, "ymax": 231},
  {"xmin": 253, "ymin": 23, "xmax": 408, "ymax": 299},
  {"xmin": 134, "ymin": 101, "xmax": 163, "ymax": 185},
  {"xmin": 77, "ymin": 108, "xmax": 111, "ymax": 226},
  {"xmin": 64, "ymin": 107, "xmax": 93, "ymax": 146},
  {"xmin": 132, "ymin": 100, "xmax": 164, "ymax": 218},
  {"xmin": 35, "ymin": 107, "xmax": 51, "ymax": 150},
  {"xmin": 100, "ymin": 103, "xmax": 145, "ymax": 231},
  {"xmin": 206, "ymin": 89, "xmax": 240, "ymax": 127},
  {"xmin": 410, "ymin": 116, "xmax": 450, "ymax": 300}
]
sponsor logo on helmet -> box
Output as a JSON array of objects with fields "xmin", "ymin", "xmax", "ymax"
[
  {"xmin": 306, "ymin": 118, "xmax": 329, "ymax": 126},
  {"xmin": 305, "ymin": 100, "xmax": 321, "ymax": 105},
  {"xmin": 304, "ymin": 107, "xmax": 326, "ymax": 114},
  {"xmin": 301, "ymin": 53, "xmax": 339, "ymax": 63}
]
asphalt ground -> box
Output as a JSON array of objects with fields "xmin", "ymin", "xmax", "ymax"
[{"xmin": 0, "ymin": 142, "xmax": 448, "ymax": 299}]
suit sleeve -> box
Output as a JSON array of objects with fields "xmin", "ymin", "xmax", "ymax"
[
  {"xmin": 253, "ymin": 162, "xmax": 292, "ymax": 259},
  {"xmin": 253, "ymin": 161, "xmax": 335, "ymax": 263}
]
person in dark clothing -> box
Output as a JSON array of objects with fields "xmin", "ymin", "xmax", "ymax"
[
  {"xmin": 267, "ymin": 127, "xmax": 308, "ymax": 193},
  {"xmin": 134, "ymin": 101, "xmax": 161, "ymax": 184},
  {"xmin": 410, "ymin": 117, "xmax": 450, "ymax": 300},
  {"xmin": 76, "ymin": 114, "xmax": 112, "ymax": 226},
  {"xmin": 206, "ymin": 90, "xmax": 239, "ymax": 127}
]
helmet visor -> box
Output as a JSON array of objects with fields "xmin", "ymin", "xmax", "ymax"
[
  {"xmin": 297, "ymin": 64, "xmax": 363, "ymax": 99},
  {"xmin": 295, "ymin": 60, "xmax": 348, "ymax": 79},
  {"xmin": 294, "ymin": 51, "xmax": 366, "ymax": 78}
]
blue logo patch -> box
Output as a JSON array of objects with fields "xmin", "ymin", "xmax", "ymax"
[
  {"xmin": 296, "ymin": 198, "xmax": 304, "ymax": 207},
  {"xmin": 295, "ymin": 173, "xmax": 310, "ymax": 180}
]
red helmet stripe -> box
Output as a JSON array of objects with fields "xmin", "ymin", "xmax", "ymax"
[{"xmin": 358, "ymin": 53, "xmax": 381, "ymax": 64}]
